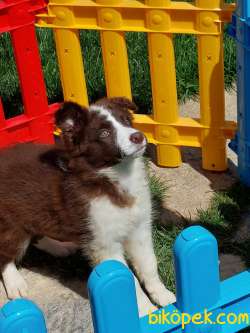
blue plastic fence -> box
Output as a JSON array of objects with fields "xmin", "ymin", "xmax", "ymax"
[
  {"xmin": 88, "ymin": 226, "xmax": 250, "ymax": 333},
  {"xmin": 229, "ymin": 0, "xmax": 250, "ymax": 185},
  {"xmin": 0, "ymin": 298, "xmax": 47, "ymax": 332},
  {"xmin": 1, "ymin": 226, "xmax": 250, "ymax": 333}
]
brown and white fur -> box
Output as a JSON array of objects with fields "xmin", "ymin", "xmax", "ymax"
[{"xmin": 0, "ymin": 97, "xmax": 175, "ymax": 316}]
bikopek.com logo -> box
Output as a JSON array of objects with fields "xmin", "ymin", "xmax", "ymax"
[{"xmin": 148, "ymin": 309, "xmax": 249, "ymax": 329}]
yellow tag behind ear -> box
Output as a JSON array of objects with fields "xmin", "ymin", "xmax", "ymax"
[{"xmin": 54, "ymin": 127, "xmax": 62, "ymax": 137}]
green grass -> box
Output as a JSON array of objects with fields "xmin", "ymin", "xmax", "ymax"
[
  {"xmin": 0, "ymin": 25, "xmax": 236, "ymax": 117},
  {"xmin": 150, "ymin": 178, "xmax": 250, "ymax": 295}
]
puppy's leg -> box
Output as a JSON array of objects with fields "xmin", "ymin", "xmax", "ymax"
[
  {"xmin": 2, "ymin": 261, "xmax": 28, "ymax": 299},
  {"xmin": 89, "ymin": 242, "xmax": 156, "ymax": 317},
  {"xmin": 0, "ymin": 230, "xmax": 30, "ymax": 299},
  {"xmin": 0, "ymin": 236, "xmax": 30, "ymax": 299},
  {"xmin": 125, "ymin": 222, "xmax": 176, "ymax": 308},
  {"xmin": 34, "ymin": 237, "xmax": 79, "ymax": 257}
]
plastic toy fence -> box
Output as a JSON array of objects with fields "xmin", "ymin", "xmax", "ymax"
[
  {"xmin": 35, "ymin": 0, "xmax": 238, "ymax": 171},
  {"xmin": 0, "ymin": 0, "xmax": 237, "ymax": 170},
  {"xmin": 229, "ymin": 1, "xmax": 250, "ymax": 186},
  {"xmin": 0, "ymin": 226, "xmax": 250, "ymax": 333},
  {"xmin": 0, "ymin": 0, "xmax": 59, "ymax": 148}
]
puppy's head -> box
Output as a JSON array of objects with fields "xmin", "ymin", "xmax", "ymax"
[{"xmin": 50, "ymin": 97, "xmax": 147, "ymax": 170}]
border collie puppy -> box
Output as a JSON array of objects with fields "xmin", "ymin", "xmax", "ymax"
[{"xmin": 0, "ymin": 97, "xmax": 175, "ymax": 316}]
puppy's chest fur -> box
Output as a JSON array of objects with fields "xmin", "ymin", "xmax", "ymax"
[{"xmin": 88, "ymin": 158, "xmax": 151, "ymax": 242}]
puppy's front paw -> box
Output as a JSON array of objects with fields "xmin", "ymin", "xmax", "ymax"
[
  {"xmin": 2, "ymin": 263, "xmax": 28, "ymax": 300},
  {"xmin": 147, "ymin": 282, "xmax": 176, "ymax": 307},
  {"xmin": 5, "ymin": 274, "xmax": 28, "ymax": 299}
]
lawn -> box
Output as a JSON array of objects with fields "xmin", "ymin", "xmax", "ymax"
[{"xmin": 0, "ymin": 26, "xmax": 236, "ymax": 117}]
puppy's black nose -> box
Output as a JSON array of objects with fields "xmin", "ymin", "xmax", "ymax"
[{"xmin": 130, "ymin": 132, "xmax": 144, "ymax": 144}]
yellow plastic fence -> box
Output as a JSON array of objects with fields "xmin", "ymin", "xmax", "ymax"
[{"xmin": 36, "ymin": 0, "xmax": 236, "ymax": 171}]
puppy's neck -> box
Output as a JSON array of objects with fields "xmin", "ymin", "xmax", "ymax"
[
  {"xmin": 114, "ymin": 156, "xmax": 137, "ymax": 174},
  {"xmin": 98, "ymin": 156, "xmax": 141, "ymax": 182},
  {"xmin": 99, "ymin": 158, "xmax": 147, "ymax": 200}
]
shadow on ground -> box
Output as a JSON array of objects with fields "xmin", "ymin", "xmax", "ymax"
[
  {"xmin": 147, "ymin": 144, "xmax": 238, "ymax": 192},
  {"xmin": 22, "ymin": 247, "xmax": 91, "ymax": 299}
]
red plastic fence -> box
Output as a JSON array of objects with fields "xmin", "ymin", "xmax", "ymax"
[{"xmin": 0, "ymin": 0, "xmax": 58, "ymax": 149}]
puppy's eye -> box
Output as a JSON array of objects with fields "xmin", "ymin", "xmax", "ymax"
[{"xmin": 99, "ymin": 129, "xmax": 111, "ymax": 139}]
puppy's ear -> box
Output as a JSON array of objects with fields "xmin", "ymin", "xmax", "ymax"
[
  {"xmin": 55, "ymin": 102, "xmax": 88, "ymax": 149},
  {"xmin": 97, "ymin": 97, "xmax": 138, "ymax": 112}
]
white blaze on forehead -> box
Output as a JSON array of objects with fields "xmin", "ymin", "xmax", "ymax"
[{"xmin": 90, "ymin": 105, "xmax": 143, "ymax": 156}]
